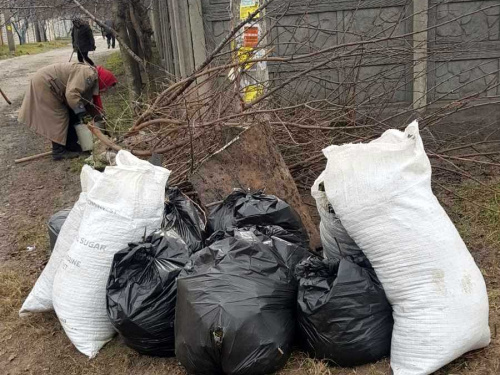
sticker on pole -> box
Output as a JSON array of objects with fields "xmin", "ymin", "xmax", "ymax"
[
  {"xmin": 244, "ymin": 26, "xmax": 259, "ymax": 48},
  {"xmin": 244, "ymin": 84, "xmax": 263, "ymax": 102},
  {"xmin": 240, "ymin": 0, "xmax": 259, "ymax": 20}
]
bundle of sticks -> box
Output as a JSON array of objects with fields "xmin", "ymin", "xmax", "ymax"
[{"xmin": 91, "ymin": 1, "xmax": 500, "ymax": 201}]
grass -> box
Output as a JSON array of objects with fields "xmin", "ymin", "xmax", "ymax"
[
  {"xmin": 0, "ymin": 39, "xmax": 70, "ymax": 60},
  {"xmin": 69, "ymin": 156, "xmax": 92, "ymax": 174},
  {"xmin": 280, "ymin": 354, "xmax": 389, "ymax": 375},
  {"xmin": 431, "ymin": 179, "xmax": 500, "ymax": 375},
  {"xmin": 1, "ymin": 178, "xmax": 498, "ymax": 374},
  {"xmin": 95, "ymin": 46, "xmax": 167, "ymax": 137},
  {"xmin": 454, "ymin": 180, "xmax": 500, "ymax": 253},
  {"xmin": 103, "ymin": 50, "xmax": 126, "ymax": 76},
  {"xmin": 97, "ymin": 51, "xmax": 134, "ymax": 135},
  {"xmin": 0, "ymin": 271, "xmax": 26, "ymax": 319},
  {"xmin": 15, "ymin": 225, "xmax": 49, "ymax": 254}
]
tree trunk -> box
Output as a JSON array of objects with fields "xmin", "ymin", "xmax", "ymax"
[
  {"xmin": 3, "ymin": 11, "xmax": 16, "ymax": 52},
  {"xmin": 41, "ymin": 21, "xmax": 48, "ymax": 42},
  {"xmin": 126, "ymin": 12, "xmax": 142, "ymax": 58},
  {"xmin": 129, "ymin": 0, "xmax": 153, "ymax": 62},
  {"xmin": 125, "ymin": 11, "xmax": 145, "ymax": 99},
  {"xmin": 34, "ymin": 22, "xmax": 42, "ymax": 43},
  {"xmin": 12, "ymin": 20, "xmax": 26, "ymax": 45},
  {"xmin": 113, "ymin": 0, "xmax": 143, "ymax": 101},
  {"xmin": 129, "ymin": 0, "xmax": 155, "ymax": 95},
  {"xmin": 19, "ymin": 30, "xmax": 26, "ymax": 45}
]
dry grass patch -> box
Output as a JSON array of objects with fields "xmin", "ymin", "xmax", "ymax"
[{"xmin": 0, "ymin": 39, "xmax": 70, "ymax": 60}]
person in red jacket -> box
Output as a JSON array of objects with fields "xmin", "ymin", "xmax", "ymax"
[{"xmin": 93, "ymin": 65, "xmax": 118, "ymax": 113}]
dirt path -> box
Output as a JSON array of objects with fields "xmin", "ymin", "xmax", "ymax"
[{"xmin": 0, "ymin": 40, "xmax": 127, "ymax": 374}]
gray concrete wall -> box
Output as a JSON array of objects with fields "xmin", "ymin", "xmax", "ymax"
[
  {"xmin": 427, "ymin": 1, "xmax": 500, "ymax": 103},
  {"xmin": 152, "ymin": 0, "xmax": 500, "ymax": 109}
]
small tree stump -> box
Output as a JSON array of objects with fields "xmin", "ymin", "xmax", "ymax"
[{"xmin": 190, "ymin": 122, "xmax": 321, "ymax": 249}]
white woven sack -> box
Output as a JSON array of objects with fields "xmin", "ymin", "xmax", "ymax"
[
  {"xmin": 311, "ymin": 171, "xmax": 365, "ymax": 260},
  {"xmin": 19, "ymin": 165, "xmax": 101, "ymax": 316},
  {"xmin": 52, "ymin": 151, "xmax": 170, "ymax": 358},
  {"xmin": 322, "ymin": 121, "xmax": 490, "ymax": 375}
]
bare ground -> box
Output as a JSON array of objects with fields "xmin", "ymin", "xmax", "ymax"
[{"xmin": 0, "ymin": 44, "xmax": 498, "ymax": 375}]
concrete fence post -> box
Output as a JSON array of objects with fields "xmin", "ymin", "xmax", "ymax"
[{"xmin": 412, "ymin": 0, "xmax": 429, "ymax": 111}]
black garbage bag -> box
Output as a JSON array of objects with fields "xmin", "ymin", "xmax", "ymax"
[
  {"xmin": 206, "ymin": 224, "xmax": 306, "ymax": 249},
  {"xmin": 175, "ymin": 229, "xmax": 308, "ymax": 375},
  {"xmin": 296, "ymin": 257, "xmax": 393, "ymax": 367},
  {"xmin": 48, "ymin": 208, "xmax": 71, "ymax": 252},
  {"xmin": 314, "ymin": 182, "xmax": 376, "ymax": 269},
  {"xmin": 163, "ymin": 187, "xmax": 206, "ymax": 255},
  {"xmin": 207, "ymin": 190, "xmax": 309, "ymax": 248},
  {"xmin": 106, "ymin": 229, "xmax": 190, "ymax": 357}
]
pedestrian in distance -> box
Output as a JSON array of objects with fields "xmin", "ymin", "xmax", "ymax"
[
  {"xmin": 18, "ymin": 63, "xmax": 117, "ymax": 160},
  {"xmin": 102, "ymin": 20, "xmax": 116, "ymax": 49},
  {"xmin": 71, "ymin": 18, "xmax": 96, "ymax": 66}
]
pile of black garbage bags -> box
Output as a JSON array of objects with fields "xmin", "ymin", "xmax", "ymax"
[{"xmin": 99, "ymin": 188, "xmax": 394, "ymax": 374}]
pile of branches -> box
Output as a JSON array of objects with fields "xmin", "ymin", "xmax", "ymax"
[{"xmin": 91, "ymin": 0, "xmax": 500, "ymax": 196}]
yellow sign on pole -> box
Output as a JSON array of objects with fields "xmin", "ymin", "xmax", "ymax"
[
  {"xmin": 234, "ymin": 0, "xmax": 267, "ymax": 104},
  {"xmin": 240, "ymin": 0, "xmax": 259, "ymax": 19},
  {"xmin": 244, "ymin": 84, "xmax": 263, "ymax": 102}
]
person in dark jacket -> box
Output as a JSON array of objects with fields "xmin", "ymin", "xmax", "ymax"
[
  {"xmin": 102, "ymin": 20, "xmax": 116, "ymax": 49},
  {"xmin": 72, "ymin": 18, "xmax": 96, "ymax": 66}
]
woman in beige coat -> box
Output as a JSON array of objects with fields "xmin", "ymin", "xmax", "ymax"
[{"xmin": 18, "ymin": 62, "xmax": 117, "ymax": 160}]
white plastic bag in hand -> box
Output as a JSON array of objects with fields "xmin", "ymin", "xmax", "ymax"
[
  {"xmin": 52, "ymin": 151, "xmax": 170, "ymax": 358},
  {"xmin": 322, "ymin": 121, "xmax": 490, "ymax": 375},
  {"xmin": 19, "ymin": 165, "xmax": 101, "ymax": 316}
]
